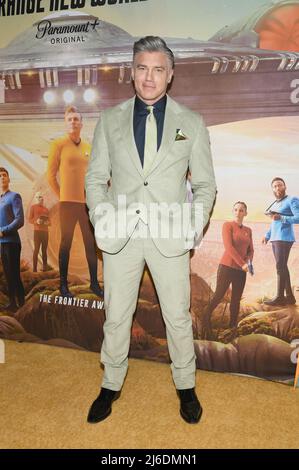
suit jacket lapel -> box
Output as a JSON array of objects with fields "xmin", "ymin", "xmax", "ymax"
[
  {"xmin": 119, "ymin": 97, "xmax": 143, "ymax": 177},
  {"xmin": 119, "ymin": 96, "xmax": 181, "ymax": 178},
  {"xmin": 145, "ymin": 96, "xmax": 180, "ymax": 177}
]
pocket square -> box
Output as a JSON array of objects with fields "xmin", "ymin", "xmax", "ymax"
[{"xmin": 175, "ymin": 129, "xmax": 188, "ymax": 141}]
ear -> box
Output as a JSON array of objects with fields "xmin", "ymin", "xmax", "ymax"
[{"xmin": 168, "ymin": 69, "xmax": 174, "ymax": 83}]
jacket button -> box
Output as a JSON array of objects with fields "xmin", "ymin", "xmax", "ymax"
[
  {"xmin": 144, "ymin": 182, "xmax": 148, "ymax": 186},
  {"xmin": 136, "ymin": 210, "xmax": 140, "ymax": 214}
]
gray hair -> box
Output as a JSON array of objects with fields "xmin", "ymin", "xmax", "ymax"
[{"xmin": 133, "ymin": 36, "xmax": 174, "ymax": 69}]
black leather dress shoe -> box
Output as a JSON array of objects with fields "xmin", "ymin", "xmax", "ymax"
[
  {"xmin": 263, "ymin": 297, "xmax": 286, "ymax": 306},
  {"xmin": 90, "ymin": 283, "xmax": 104, "ymax": 297},
  {"xmin": 177, "ymin": 388, "xmax": 203, "ymax": 424},
  {"xmin": 87, "ymin": 387, "xmax": 121, "ymax": 423}
]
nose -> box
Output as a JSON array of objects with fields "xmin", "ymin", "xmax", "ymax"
[{"xmin": 146, "ymin": 68, "xmax": 153, "ymax": 81}]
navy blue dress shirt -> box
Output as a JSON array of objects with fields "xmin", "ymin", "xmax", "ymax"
[{"xmin": 133, "ymin": 95, "xmax": 167, "ymax": 167}]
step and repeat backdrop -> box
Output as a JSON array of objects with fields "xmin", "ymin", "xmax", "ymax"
[{"xmin": 0, "ymin": 0, "xmax": 299, "ymax": 384}]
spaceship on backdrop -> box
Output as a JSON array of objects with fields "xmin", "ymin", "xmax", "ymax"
[{"xmin": 0, "ymin": 1, "xmax": 299, "ymax": 125}]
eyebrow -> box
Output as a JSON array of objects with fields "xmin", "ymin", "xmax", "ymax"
[{"xmin": 136, "ymin": 64, "xmax": 166, "ymax": 69}]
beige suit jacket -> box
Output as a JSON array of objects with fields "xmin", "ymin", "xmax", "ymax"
[{"xmin": 85, "ymin": 95, "xmax": 216, "ymax": 256}]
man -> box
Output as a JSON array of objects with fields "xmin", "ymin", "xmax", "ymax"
[
  {"xmin": 0, "ymin": 167, "xmax": 25, "ymax": 312},
  {"xmin": 47, "ymin": 106, "xmax": 103, "ymax": 298},
  {"xmin": 28, "ymin": 191, "xmax": 51, "ymax": 272},
  {"xmin": 85, "ymin": 36, "xmax": 216, "ymax": 424},
  {"xmin": 262, "ymin": 177, "xmax": 299, "ymax": 306}
]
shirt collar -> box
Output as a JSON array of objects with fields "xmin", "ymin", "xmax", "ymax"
[
  {"xmin": 1, "ymin": 189, "xmax": 10, "ymax": 197},
  {"xmin": 233, "ymin": 220, "xmax": 243, "ymax": 228},
  {"xmin": 67, "ymin": 135, "xmax": 81, "ymax": 146},
  {"xmin": 276, "ymin": 194, "xmax": 288, "ymax": 202},
  {"xmin": 134, "ymin": 95, "xmax": 167, "ymax": 115}
]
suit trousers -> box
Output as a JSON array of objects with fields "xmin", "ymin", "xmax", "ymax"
[{"xmin": 100, "ymin": 223, "xmax": 196, "ymax": 391}]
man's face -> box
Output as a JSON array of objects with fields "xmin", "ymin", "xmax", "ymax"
[
  {"xmin": 0, "ymin": 171, "xmax": 10, "ymax": 191},
  {"xmin": 272, "ymin": 180, "xmax": 286, "ymax": 199},
  {"xmin": 132, "ymin": 51, "xmax": 174, "ymax": 105},
  {"xmin": 65, "ymin": 112, "xmax": 83, "ymax": 135}
]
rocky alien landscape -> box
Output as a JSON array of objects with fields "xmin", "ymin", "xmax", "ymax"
[{"xmin": 1, "ymin": 261, "xmax": 298, "ymax": 383}]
